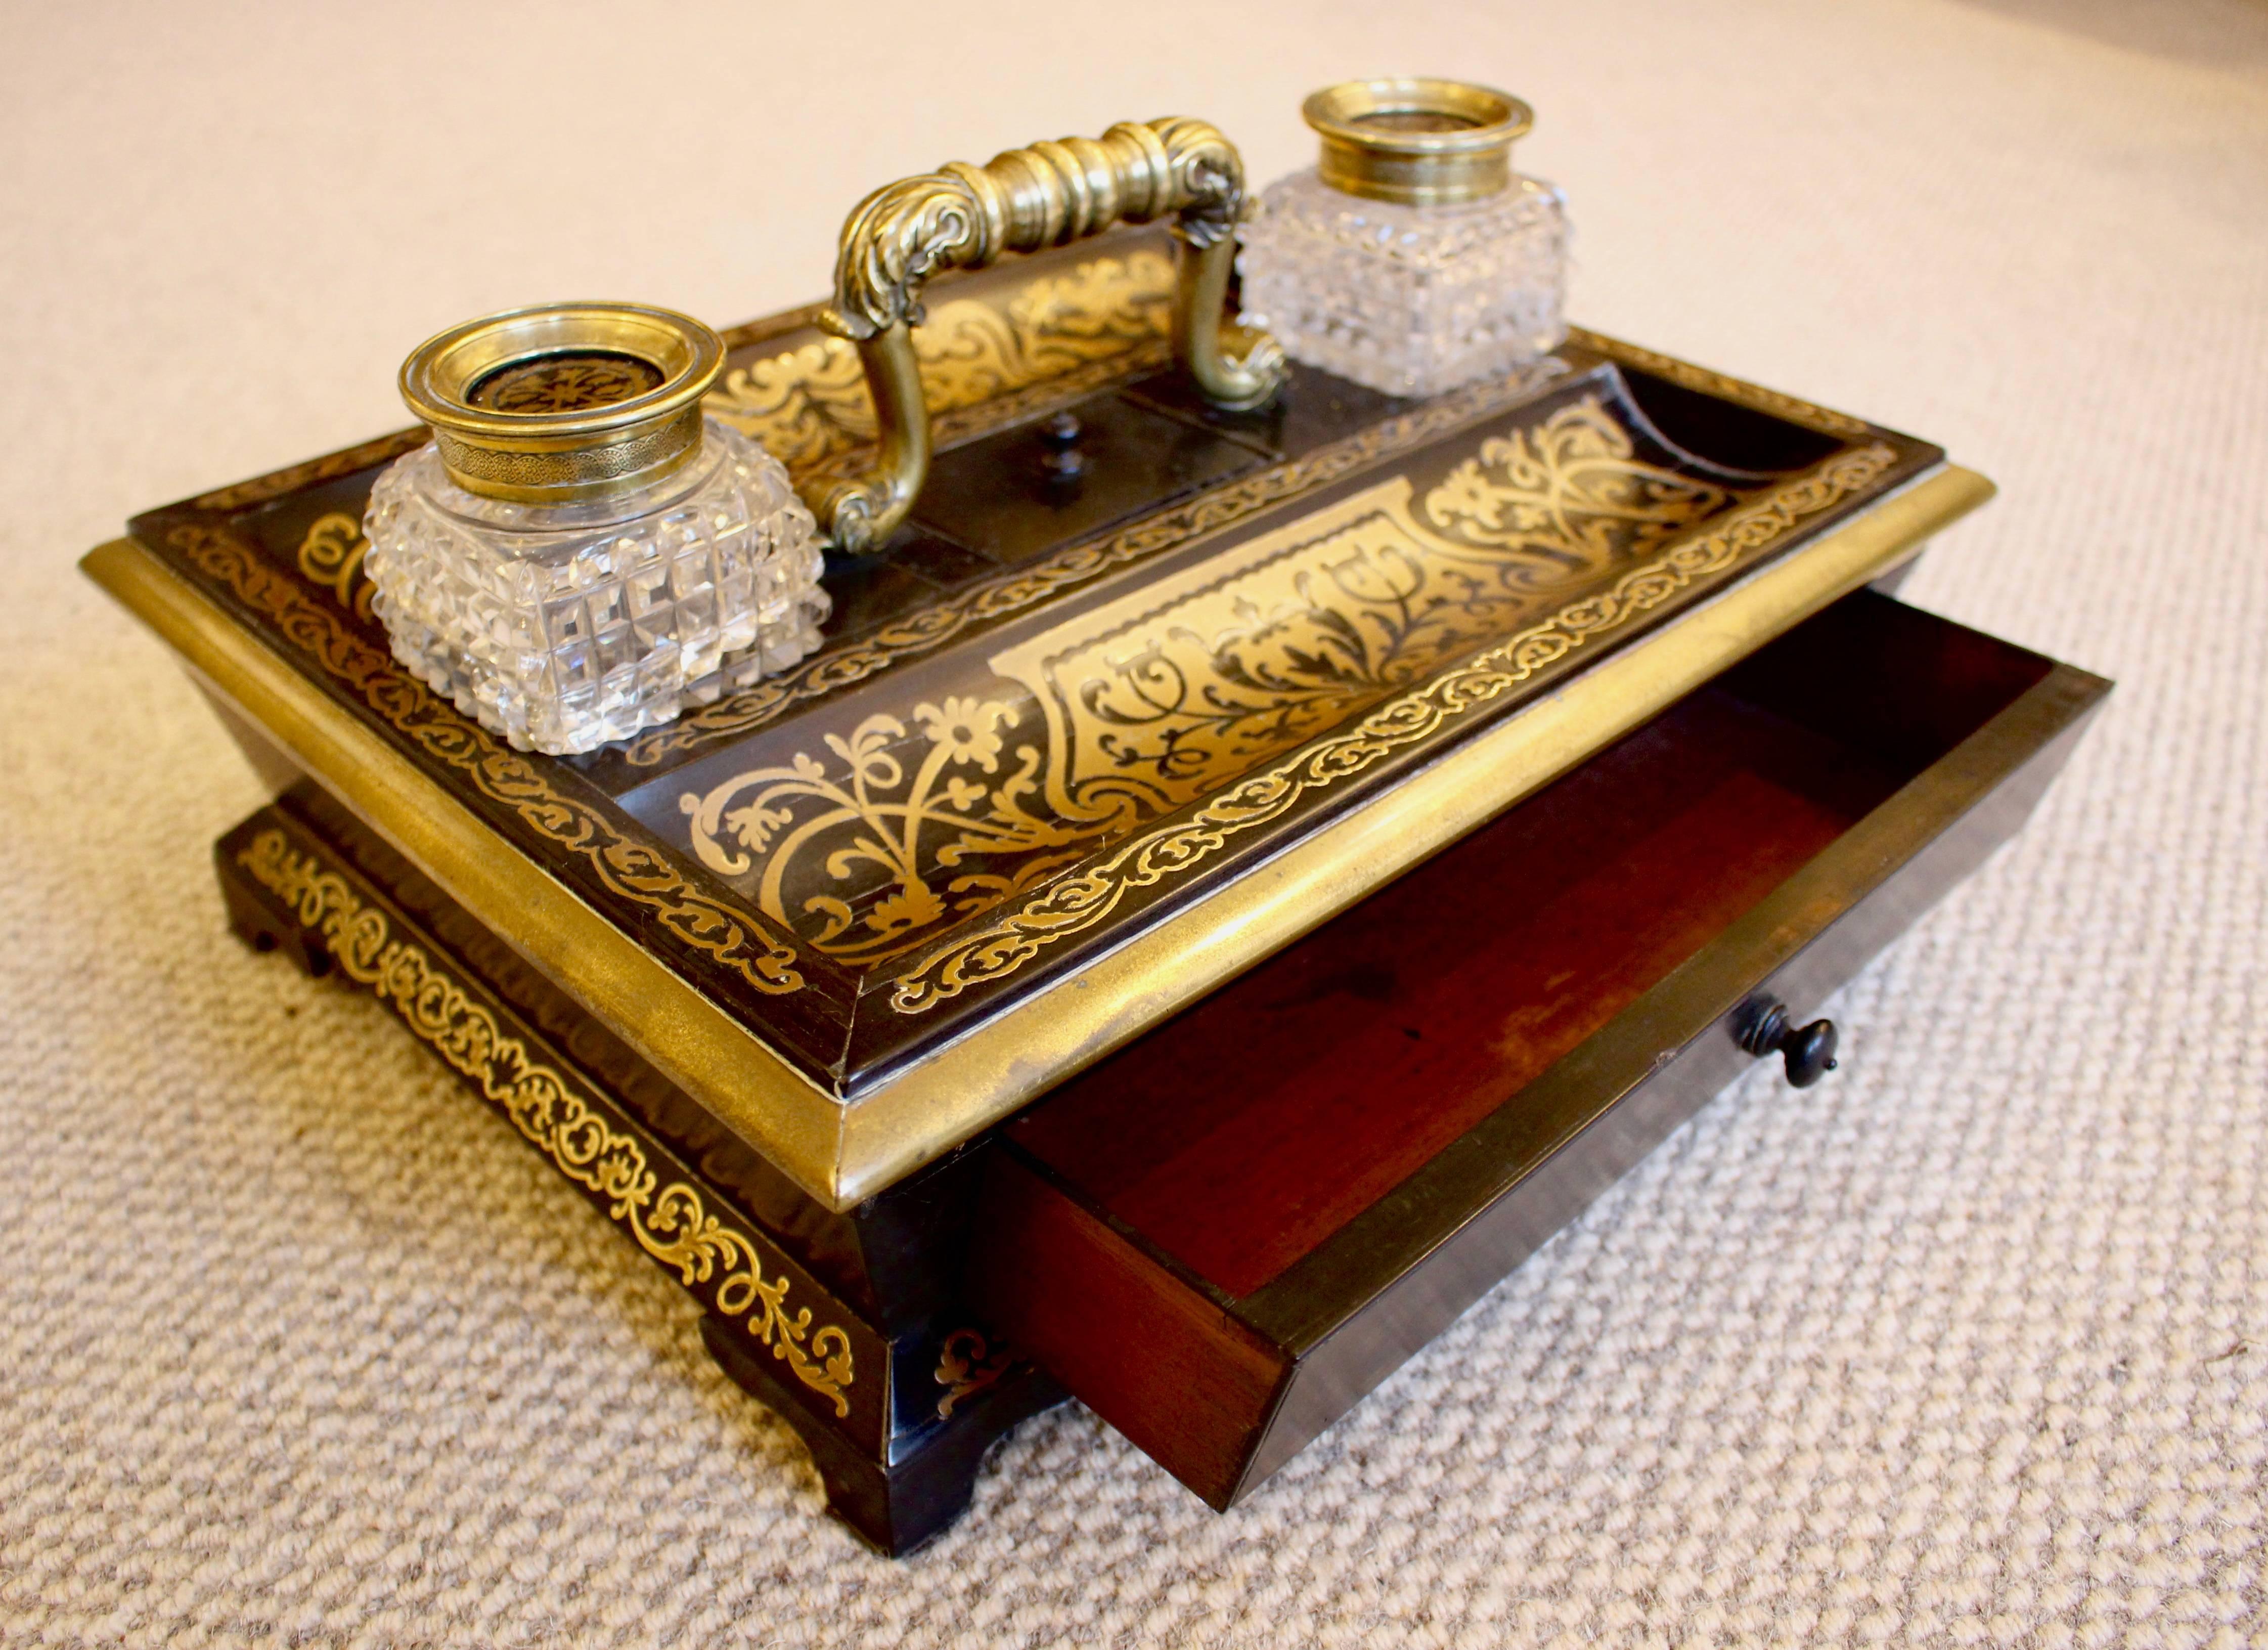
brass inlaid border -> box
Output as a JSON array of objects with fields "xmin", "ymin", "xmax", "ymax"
[
  {"xmin": 162, "ymin": 519, "xmax": 809, "ymax": 998},
  {"xmin": 887, "ymin": 441, "xmax": 1899, "ymax": 1010},
  {"xmin": 1568, "ymin": 328, "xmax": 1871, "ymax": 439},
  {"xmin": 234, "ymin": 823, "xmax": 855, "ymax": 1415},
  {"xmin": 191, "ymin": 428, "xmax": 429, "ymax": 512}
]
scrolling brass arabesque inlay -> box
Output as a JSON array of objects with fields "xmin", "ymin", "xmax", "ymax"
[
  {"xmin": 167, "ymin": 521, "xmax": 807, "ymax": 995},
  {"xmin": 625, "ymin": 360, "xmax": 1575, "ymax": 769},
  {"xmin": 885, "ymin": 437, "xmax": 1899, "ymax": 1011},
  {"xmin": 933, "ymin": 1327, "xmax": 1018, "ymax": 1420},
  {"xmin": 705, "ymin": 249, "xmax": 1176, "ymax": 481},
  {"xmin": 296, "ymin": 512, "xmax": 374, "ymax": 622},
  {"xmin": 235, "ymin": 827, "xmax": 855, "ymax": 1414},
  {"xmin": 677, "ymin": 399, "xmax": 1747, "ymax": 972}
]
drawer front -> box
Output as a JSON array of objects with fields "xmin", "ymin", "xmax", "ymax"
[{"xmin": 967, "ymin": 591, "xmax": 2108, "ymax": 1509}]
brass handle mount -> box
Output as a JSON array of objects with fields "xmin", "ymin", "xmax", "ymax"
[{"xmin": 811, "ymin": 116, "xmax": 1289, "ymax": 553}]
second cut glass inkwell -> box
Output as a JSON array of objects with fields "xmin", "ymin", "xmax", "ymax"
[{"xmin": 1238, "ymin": 77, "xmax": 1569, "ymax": 399}]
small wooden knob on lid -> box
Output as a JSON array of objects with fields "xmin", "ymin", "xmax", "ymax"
[
  {"xmin": 398, "ymin": 301, "xmax": 725, "ymax": 505},
  {"xmin": 1303, "ymin": 78, "xmax": 1534, "ymax": 207}
]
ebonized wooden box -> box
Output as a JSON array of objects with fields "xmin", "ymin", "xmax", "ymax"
[{"xmin": 84, "ymin": 228, "xmax": 2106, "ymax": 1553}]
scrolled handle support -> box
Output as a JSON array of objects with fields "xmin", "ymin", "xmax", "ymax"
[{"xmin": 812, "ymin": 116, "xmax": 1288, "ymax": 553}]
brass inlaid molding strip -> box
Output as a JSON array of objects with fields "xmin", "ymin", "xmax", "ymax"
[
  {"xmin": 82, "ymin": 535, "xmax": 847, "ymax": 1205},
  {"xmin": 233, "ymin": 823, "xmax": 856, "ymax": 1415},
  {"xmin": 161, "ymin": 519, "xmax": 809, "ymax": 998},
  {"xmin": 191, "ymin": 428, "xmax": 429, "ymax": 513}
]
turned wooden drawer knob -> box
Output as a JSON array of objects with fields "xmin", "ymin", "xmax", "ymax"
[{"xmin": 1737, "ymin": 999, "xmax": 1840, "ymax": 1088}]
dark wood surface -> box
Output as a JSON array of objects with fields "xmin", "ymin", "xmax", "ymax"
[
  {"xmin": 121, "ymin": 223, "xmax": 1948, "ymax": 1101},
  {"xmin": 972, "ymin": 590, "xmax": 2108, "ymax": 1509}
]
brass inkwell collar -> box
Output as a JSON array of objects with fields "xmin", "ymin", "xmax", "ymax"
[
  {"xmin": 399, "ymin": 301, "xmax": 726, "ymax": 506},
  {"xmin": 1304, "ymin": 77, "xmax": 1533, "ymax": 207}
]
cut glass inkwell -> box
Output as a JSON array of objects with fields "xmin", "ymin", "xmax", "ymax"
[
  {"xmin": 364, "ymin": 301, "xmax": 827, "ymax": 756},
  {"xmin": 1239, "ymin": 77, "xmax": 1569, "ymax": 398}
]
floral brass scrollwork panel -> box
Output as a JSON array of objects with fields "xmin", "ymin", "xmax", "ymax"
[
  {"xmin": 624, "ymin": 359, "xmax": 1574, "ymax": 768},
  {"xmin": 235, "ymin": 826, "xmax": 856, "ymax": 1414},
  {"xmin": 704, "ymin": 250, "xmax": 1175, "ymax": 479},
  {"xmin": 884, "ymin": 438, "xmax": 1897, "ymax": 1010},
  {"xmin": 676, "ymin": 398, "xmax": 1748, "ymax": 973}
]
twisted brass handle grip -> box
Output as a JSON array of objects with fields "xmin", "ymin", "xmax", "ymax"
[{"xmin": 811, "ymin": 116, "xmax": 1289, "ymax": 553}]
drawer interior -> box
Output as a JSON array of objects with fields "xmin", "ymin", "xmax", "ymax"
[
  {"xmin": 1003, "ymin": 594, "xmax": 2051, "ymax": 1297},
  {"xmin": 969, "ymin": 592, "xmax": 2094, "ymax": 1508}
]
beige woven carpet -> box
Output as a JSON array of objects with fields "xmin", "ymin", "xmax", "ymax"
[{"xmin": 4, "ymin": 0, "xmax": 2265, "ymax": 1642}]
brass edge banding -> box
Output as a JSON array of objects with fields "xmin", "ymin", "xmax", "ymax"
[
  {"xmin": 80, "ymin": 537, "xmax": 850, "ymax": 1205},
  {"xmin": 823, "ymin": 463, "xmax": 1995, "ymax": 1203},
  {"xmin": 84, "ymin": 463, "xmax": 1989, "ymax": 1209}
]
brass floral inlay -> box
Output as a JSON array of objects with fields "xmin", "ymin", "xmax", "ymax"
[
  {"xmin": 295, "ymin": 511, "xmax": 373, "ymax": 622},
  {"xmin": 633, "ymin": 358, "xmax": 1574, "ymax": 770},
  {"xmin": 681, "ymin": 695, "xmax": 1105, "ymax": 969},
  {"xmin": 885, "ymin": 439, "xmax": 1897, "ymax": 1010},
  {"xmin": 236, "ymin": 826, "xmax": 855, "ymax": 1414},
  {"xmin": 933, "ymin": 1327, "xmax": 1017, "ymax": 1420},
  {"xmin": 678, "ymin": 398, "xmax": 1741, "ymax": 970},
  {"xmin": 705, "ymin": 249, "xmax": 1175, "ymax": 479}
]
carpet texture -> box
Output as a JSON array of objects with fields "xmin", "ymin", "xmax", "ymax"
[{"xmin": 3, "ymin": 1, "xmax": 2264, "ymax": 1643}]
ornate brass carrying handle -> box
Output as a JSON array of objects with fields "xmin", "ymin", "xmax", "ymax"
[{"xmin": 811, "ymin": 117, "xmax": 1290, "ymax": 553}]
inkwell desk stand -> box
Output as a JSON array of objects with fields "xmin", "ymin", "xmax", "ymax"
[{"xmin": 83, "ymin": 108, "xmax": 2107, "ymax": 1553}]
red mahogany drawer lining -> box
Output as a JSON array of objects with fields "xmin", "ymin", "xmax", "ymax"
[{"xmin": 967, "ymin": 591, "xmax": 2103, "ymax": 1509}]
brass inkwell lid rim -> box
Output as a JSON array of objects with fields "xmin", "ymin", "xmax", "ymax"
[
  {"xmin": 1303, "ymin": 77, "xmax": 1534, "ymax": 207},
  {"xmin": 399, "ymin": 300, "xmax": 726, "ymax": 506}
]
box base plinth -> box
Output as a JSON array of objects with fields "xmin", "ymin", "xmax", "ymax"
[{"xmin": 214, "ymin": 787, "xmax": 1061, "ymax": 1556}]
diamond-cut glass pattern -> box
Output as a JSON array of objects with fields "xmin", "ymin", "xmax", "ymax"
[
  {"xmin": 1237, "ymin": 168, "xmax": 1569, "ymax": 399},
  {"xmin": 363, "ymin": 419, "xmax": 827, "ymax": 756}
]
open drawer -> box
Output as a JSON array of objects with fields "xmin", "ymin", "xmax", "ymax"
[{"xmin": 966, "ymin": 589, "xmax": 2108, "ymax": 1509}]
